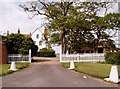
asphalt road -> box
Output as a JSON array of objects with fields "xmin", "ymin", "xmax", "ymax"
[{"xmin": 2, "ymin": 57, "xmax": 118, "ymax": 87}]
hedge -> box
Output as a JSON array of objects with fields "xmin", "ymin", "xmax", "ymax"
[
  {"xmin": 105, "ymin": 51, "xmax": 120, "ymax": 65},
  {"xmin": 37, "ymin": 48, "xmax": 56, "ymax": 57}
]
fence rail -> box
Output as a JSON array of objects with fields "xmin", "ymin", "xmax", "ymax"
[
  {"xmin": 60, "ymin": 53, "xmax": 105, "ymax": 62},
  {"xmin": 8, "ymin": 49, "xmax": 31, "ymax": 63}
]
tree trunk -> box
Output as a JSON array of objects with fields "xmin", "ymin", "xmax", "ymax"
[
  {"xmin": 61, "ymin": 29, "xmax": 66, "ymax": 54},
  {"xmin": 96, "ymin": 39, "xmax": 99, "ymax": 53}
]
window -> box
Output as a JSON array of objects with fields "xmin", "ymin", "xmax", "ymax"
[
  {"xmin": 91, "ymin": 50, "xmax": 93, "ymax": 53},
  {"xmin": 36, "ymin": 34, "xmax": 39, "ymax": 38},
  {"xmin": 39, "ymin": 41, "xmax": 42, "ymax": 45},
  {"xmin": 98, "ymin": 48, "xmax": 103, "ymax": 53}
]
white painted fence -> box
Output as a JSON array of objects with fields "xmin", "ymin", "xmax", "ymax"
[
  {"xmin": 60, "ymin": 53, "xmax": 105, "ymax": 62},
  {"xmin": 8, "ymin": 49, "xmax": 31, "ymax": 63}
]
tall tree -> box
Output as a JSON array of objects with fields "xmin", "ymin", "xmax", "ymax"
[
  {"xmin": 20, "ymin": 1, "xmax": 74, "ymax": 53},
  {"xmin": 20, "ymin": 1, "xmax": 116, "ymax": 53}
]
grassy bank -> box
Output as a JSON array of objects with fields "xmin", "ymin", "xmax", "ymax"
[
  {"xmin": 0, "ymin": 63, "xmax": 30, "ymax": 76},
  {"xmin": 61, "ymin": 62, "xmax": 120, "ymax": 79}
]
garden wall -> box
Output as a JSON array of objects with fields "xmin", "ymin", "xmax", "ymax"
[{"xmin": 0, "ymin": 42, "xmax": 7, "ymax": 64}]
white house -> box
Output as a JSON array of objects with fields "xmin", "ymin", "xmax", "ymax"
[
  {"xmin": 6, "ymin": 28, "xmax": 60, "ymax": 54},
  {"xmin": 31, "ymin": 27, "xmax": 60, "ymax": 54},
  {"xmin": 31, "ymin": 28, "xmax": 46, "ymax": 50}
]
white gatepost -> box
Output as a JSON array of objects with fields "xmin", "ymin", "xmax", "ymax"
[
  {"xmin": 104, "ymin": 65, "xmax": 120, "ymax": 83},
  {"xmin": 60, "ymin": 45, "xmax": 62, "ymax": 62},
  {"xmin": 29, "ymin": 49, "xmax": 31, "ymax": 63},
  {"xmin": 68, "ymin": 61, "xmax": 75, "ymax": 70},
  {"xmin": 9, "ymin": 62, "xmax": 18, "ymax": 71}
]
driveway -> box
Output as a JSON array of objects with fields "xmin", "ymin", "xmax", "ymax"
[{"xmin": 2, "ymin": 57, "xmax": 118, "ymax": 87}]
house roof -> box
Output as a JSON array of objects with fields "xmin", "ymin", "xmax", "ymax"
[
  {"xmin": 23, "ymin": 33, "xmax": 32, "ymax": 37},
  {"xmin": 109, "ymin": 47, "xmax": 120, "ymax": 51},
  {"xmin": 81, "ymin": 47, "xmax": 94, "ymax": 51},
  {"xmin": 32, "ymin": 27, "xmax": 43, "ymax": 35}
]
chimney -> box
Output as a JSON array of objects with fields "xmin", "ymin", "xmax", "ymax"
[
  {"xmin": 30, "ymin": 32, "xmax": 32, "ymax": 37},
  {"xmin": 7, "ymin": 31, "xmax": 9, "ymax": 36},
  {"xmin": 18, "ymin": 28, "xmax": 20, "ymax": 34}
]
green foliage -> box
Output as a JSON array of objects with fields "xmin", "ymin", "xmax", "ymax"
[
  {"xmin": 62, "ymin": 62, "xmax": 120, "ymax": 79},
  {"xmin": 49, "ymin": 33, "xmax": 61, "ymax": 46},
  {"xmin": 37, "ymin": 48, "xmax": 56, "ymax": 57},
  {"xmin": 105, "ymin": 52, "xmax": 120, "ymax": 65},
  {"xmin": 2, "ymin": 33, "xmax": 38, "ymax": 56},
  {"xmin": 0, "ymin": 63, "xmax": 29, "ymax": 76},
  {"xmin": 21, "ymin": 2, "xmax": 119, "ymax": 53},
  {"xmin": 105, "ymin": 13, "xmax": 120, "ymax": 28}
]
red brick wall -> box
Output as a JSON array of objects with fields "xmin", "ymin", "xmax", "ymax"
[{"xmin": 0, "ymin": 42, "xmax": 7, "ymax": 64}]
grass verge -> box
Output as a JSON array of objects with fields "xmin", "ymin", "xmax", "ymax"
[
  {"xmin": 61, "ymin": 62, "xmax": 120, "ymax": 79},
  {"xmin": 0, "ymin": 63, "xmax": 30, "ymax": 76}
]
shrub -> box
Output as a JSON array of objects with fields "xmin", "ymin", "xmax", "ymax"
[
  {"xmin": 37, "ymin": 48, "xmax": 56, "ymax": 57},
  {"xmin": 105, "ymin": 51, "xmax": 120, "ymax": 65},
  {"xmin": 2, "ymin": 33, "xmax": 38, "ymax": 55}
]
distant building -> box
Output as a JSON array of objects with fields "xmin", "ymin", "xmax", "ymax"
[
  {"xmin": 6, "ymin": 28, "xmax": 60, "ymax": 53},
  {"xmin": 17, "ymin": 28, "xmax": 46, "ymax": 50},
  {"xmin": 80, "ymin": 41, "xmax": 115, "ymax": 54},
  {"xmin": 31, "ymin": 28, "xmax": 46, "ymax": 50},
  {"xmin": 23, "ymin": 33, "xmax": 32, "ymax": 38}
]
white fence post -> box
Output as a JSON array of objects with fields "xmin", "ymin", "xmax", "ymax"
[
  {"xmin": 29, "ymin": 49, "xmax": 31, "ymax": 63},
  {"xmin": 60, "ymin": 45, "xmax": 62, "ymax": 62},
  {"xmin": 8, "ymin": 49, "xmax": 32, "ymax": 63},
  {"xmin": 60, "ymin": 53, "xmax": 105, "ymax": 62},
  {"xmin": 10, "ymin": 62, "xmax": 18, "ymax": 71},
  {"xmin": 104, "ymin": 65, "xmax": 120, "ymax": 83},
  {"xmin": 77, "ymin": 53, "xmax": 79, "ymax": 62}
]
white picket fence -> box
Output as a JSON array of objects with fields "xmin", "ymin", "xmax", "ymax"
[
  {"xmin": 60, "ymin": 53, "xmax": 105, "ymax": 62},
  {"xmin": 8, "ymin": 49, "xmax": 31, "ymax": 63}
]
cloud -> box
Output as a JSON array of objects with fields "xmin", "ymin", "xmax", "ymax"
[
  {"xmin": 0, "ymin": 1, "xmax": 45, "ymax": 35},
  {"xmin": 0, "ymin": 1, "xmax": 119, "ymax": 35}
]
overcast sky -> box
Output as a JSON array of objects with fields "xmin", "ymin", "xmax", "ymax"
[
  {"xmin": 0, "ymin": 0, "xmax": 47, "ymax": 35},
  {"xmin": 0, "ymin": 0, "xmax": 119, "ymax": 53},
  {"xmin": 0, "ymin": 0, "xmax": 119, "ymax": 36}
]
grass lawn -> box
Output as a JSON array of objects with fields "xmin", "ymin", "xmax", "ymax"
[
  {"xmin": 61, "ymin": 62, "xmax": 120, "ymax": 79},
  {"xmin": 0, "ymin": 63, "xmax": 30, "ymax": 76}
]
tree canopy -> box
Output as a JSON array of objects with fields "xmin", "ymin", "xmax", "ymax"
[
  {"xmin": 2, "ymin": 33, "xmax": 38, "ymax": 56},
  {"xmin": 20, "ymin": 1, "xmax": 120, "ymax": 53}
]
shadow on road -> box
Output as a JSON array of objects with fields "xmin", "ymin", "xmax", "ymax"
[{"xmin": 32, "ymin": 59, "xmax": 51, "ymax": 63}]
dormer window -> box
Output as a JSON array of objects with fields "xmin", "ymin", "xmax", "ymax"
[{"xmin": 36, "ymin": 34, "xmax": 39, "ymax": 38}]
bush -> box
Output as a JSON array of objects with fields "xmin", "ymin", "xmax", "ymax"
[
  {"xmin": 105, "ymin": 51, "xmax": 120, "ymax": 65},
  {"xmin": 37, "ymin": 48, "xmax": 56, "ymax": 57},
  {"xmin": 2, "ymin": 33, "xmax": 38, "ymax": 55}
]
